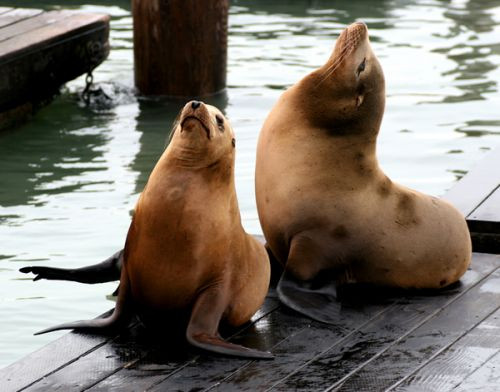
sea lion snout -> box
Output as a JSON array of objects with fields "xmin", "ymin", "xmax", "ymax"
[
  {"xmin": 180, "ymin": 101, "xmax": 211, "ymax": 139},
  {"xmin": 336, "ymin": 21, "xmax": 368, "ymax": 55}
]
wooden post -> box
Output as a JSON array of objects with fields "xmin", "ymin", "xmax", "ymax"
[{"xmin": 132, "ymin": 0, "xmax": 229, "ymax": 97}]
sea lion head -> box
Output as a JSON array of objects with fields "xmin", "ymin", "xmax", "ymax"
[
  {"xmin": 169, "ymin": 100, "xmax": 235, "ymax": 168},
  {"xmin": 300, "ymin": 22, "xmax": 385, "ymax": 135}
]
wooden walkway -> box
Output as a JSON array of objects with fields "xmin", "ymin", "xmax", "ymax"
[
  {"xmin": 2, "ymin": 149, "xmax": 500, "ymax": 391},
  {"xmin": 445, "ymin": 147, "xmax": 500, "ymax": 254},
  {"xmin": 0, "ymin": 7, "xmax": 109, "ymax": 130}
]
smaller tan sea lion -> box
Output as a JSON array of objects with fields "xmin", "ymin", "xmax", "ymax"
[
  {"xmin": 254, "ymin": 22, "xmax": 472, "ymax": 323},
  {"xmin": 21, "ymin": 101, "xmax": 272, "ymax": 359}
]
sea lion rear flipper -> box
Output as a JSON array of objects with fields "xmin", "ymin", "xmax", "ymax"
[
  {"xmin": 20, "ymin": 249, "xmax": 123, "ymax": 283},
  {"xmin": 277, "ymin": 269, "xmax": 341, "ymax": 324},
  {"xmin": 186, "ymin": 287, "xmax": 273, "ymax": 359},
  {"xmin": 276, "ymin": 234, "xmax": 342, "ymax": 324},
  {"xmin": 34, "ymin": 267, "xmax": 131, "ymax": 335}
]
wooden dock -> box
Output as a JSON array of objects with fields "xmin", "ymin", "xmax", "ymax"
[
  {"xmin": 2, "ymin": 148, "xmax": 499, "ymax": 391},
  {"xmin": 0, "ymin": 7, "xmax": 109, "ymax": 130}
]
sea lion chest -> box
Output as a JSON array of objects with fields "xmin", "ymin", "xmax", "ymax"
[{"xmin": 124, "ymin": 171, "xmax": 236, "ymax": 311}]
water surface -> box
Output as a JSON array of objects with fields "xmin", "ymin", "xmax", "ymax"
[{"xmin": 1, "ymin": 0, "xmax": 500, "ymax": 368}]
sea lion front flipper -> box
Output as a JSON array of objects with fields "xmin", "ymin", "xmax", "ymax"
[
  {"xmin": 186, "ymin": 287, "xmax": 273, "ymax": 359},
  {"xmin": 277, "ymin": 269, "xmax": 341, "ymax": 324},
  {"xmin": 34, "ymin": 267, "xmax": 131, "ymax": 335},
  {"xmin": 20, "ymin": 249, "xmax": 123, "ymax": 283}
]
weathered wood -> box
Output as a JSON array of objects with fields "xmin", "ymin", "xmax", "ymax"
[
  {"xmin": 271, "ymin": 253, "xmax": 500, "ymax": 391},
  {"xmin": 392, "ymin": 307, "xmax": 500, "ymax": 391},
  {"xmin": 0, "ymin": 7, "xmax": 13, "ymax": 15},
  {"xmin": 0, "ymin": 8, "xmax": 42, "ymax": 29},
  {"xmin": 0, "ymin": 10, "xmax": 110, "ymax": 130},
  {"xmin": 469, "ymin": 185, "xmax": 500, "ymax": 226},
  {"xmin": 329, "ymin": 264, "xmax": 500, "ymax": 391},
  {"xmin": 443, "ymin": 147, "xmax": 500, "ymax": 253},
  {"xmin": 4, "ymin": 253, "xmax": 499, "ymax": 392},
  {"xmin": 443, "ymin": 148, "xmax": 500, "ymax": 218},
  {"xmin": 454, "ymin": 350, "xmax": 500, "ymax": 391},
  {"xmin": 87, "ymin": 297, "xmax": 280, "ymax": 391},
  {"xmin": 132, "ymin": 0, "xmax": 229, "ymax": 97},
  {"xmin": 0, "ymin": 10, "xmax": 74, "ymax": 43}
]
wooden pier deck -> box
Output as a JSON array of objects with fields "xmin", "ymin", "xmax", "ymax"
[
  {"xmin": 0, "ymin": 7, "xmax": 109, "ymax": 130},
  {"xmin": 2, "ymin": 148, "xmax": 500, "ymax": 391}
]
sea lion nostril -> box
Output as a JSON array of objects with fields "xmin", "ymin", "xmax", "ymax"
[{"xmin": 191, "ymin": 101, "xmax": 201, "ymax": 109}]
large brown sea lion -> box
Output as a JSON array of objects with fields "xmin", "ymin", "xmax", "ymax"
[
  {"xmin": 21, "ymin": 101, "xmax": 272, "ymax": 359},
  {"xmin": 255, "ymin": 22, "xmax": 472, "ymax": 322}
]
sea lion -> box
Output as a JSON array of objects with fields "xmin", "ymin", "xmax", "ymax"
[
  {"xmin": 21, "ymin": 101, "xmax": 272, "ymax": 359},
  {"xmin": 255, "ymin": 22, "xmax": 472, "ymax": 323}
]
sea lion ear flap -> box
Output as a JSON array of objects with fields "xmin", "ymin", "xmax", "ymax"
[
  {"xmin": 186, "ymin": 287, "xmax": 273, "ymax": 359},
  {"xmin": 356, "ymin": 95, "xmax": 364, "ymax": 107}
]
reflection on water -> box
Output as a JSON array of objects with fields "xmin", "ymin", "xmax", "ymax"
[
  {"xmin": 0, "ymin": 99, "xmax": 113, "ymax": 208},
  {"xmin": 1, "ymin": 0, "xmax": 500, "ymax": 368}
]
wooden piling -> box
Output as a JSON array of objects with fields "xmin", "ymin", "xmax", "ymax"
[{"xmin": 132, "ymin": 0, "xmax": 229, "ymax": 97}]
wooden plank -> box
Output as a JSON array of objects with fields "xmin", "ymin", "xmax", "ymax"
[
  {"xmin": 0, "ymin": 10, "xmax": 74, "ymax": 43},
  {"xmin": 391, "ymin": 307, "xmax": 500, "ymax": 391},
  {"xmin": 86, "ymin": 297, "xmax": 281, "ymax": 391},
  {"xmin": 24, "ymin": 324, "xmax": 149, "ymax": 392},
  {"xmin": 0, "ymin": 12, "xmax": 109, "ymax": 60},
  {"xmin": 148, "ymin": 301, "xmax": 393, "ymax": 391},
  {"xmin": 269, "ymin": 253, "xmax": 500, "ymax": 391},
  {"xmin": 469, "ymin": 185, "xmax": 500, "ymax": 230},
  {"xmin": 94, "ymin": 253, "xmax": 496, "ymax": 391},
  {"xmin": 24, "ymin": 297, "xmax": 280, "ymax": 392},
  {"xmin": 454, "ymin": 350, "xmax": 500, "ymax": 391},
  {"xmin": 0, "ymin": 12, "xmax": 109, "ymax": 113},
  {"xmin": 0, "ymin": 330, "xmax": 113, "ymax": 392},
  {"xmin": 443, "ymin": 147, "xmax": 500, "ymax": 218},
  {"xmin": 5, "ymin": 253, "xmax": 500, "ymax": 391},
  {"xmin": 0, "ymin": 8, "xmax": 43, "ymax": 29},
  {"xmin": 0, "ymin": 8, "xmax": 13, "ymax": 15},
  {"xmin": 331, "ymin": 261, "xmax": 500, "ymax": 391}
]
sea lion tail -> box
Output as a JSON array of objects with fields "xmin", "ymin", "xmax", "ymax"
[
  {"xmin": 34, "ymin": 266, "xmax": 131, "ymax": 335},
  {"xmin": 20, "ymin": 249, "xmax": 123, "ymax": 284}
]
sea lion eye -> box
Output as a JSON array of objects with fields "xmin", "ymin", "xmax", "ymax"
[
  {"xmin": 215, "ymin": 114, "xmax": 225, "ymax": 131},
  {"xmin": 357, "ymin": 58, "xmax": 366, "ymax": 76}
]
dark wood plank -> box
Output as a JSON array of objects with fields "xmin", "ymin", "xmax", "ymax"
[
  {"xmin": 148, "ymin": 301, "xmax": 393, "ymax": 391},
  {"xmin": 334, "ymin": 260, "xmax": 500, "ymax": 391},
  {"xmin": 454, "ymin": 350, "xmax": 500, "ymax": 391},
  {"xmin": 0, "ymin": 8, "xmax": 43, "ymax": 29},
  {"xmin": 24, "ymin": 324, "xmax": 149, "ymax": 392},
  {"xmin": 25, "ymin": 297, "xmax": 280, "ymax": 392},
  {"xmin": 391, "ymin": 307, "xmax": 500, "ymax": 391},
  {"xmin": 5, "ymin": 253, "xmax": 499, "ymax": 391},
  {"xmin": 469, "ymin": 185, "xmax": 500, "ymax": 230},
  {"xmin": 87, "ymin": 296, "xmax": 281, "ymax": 391},
  {"xmin": 0, "ymin": 12, "xmax": 108, "ymax": 60},
  {"xmin": 0, "ymin": 10, "xmax": 75, "ymax": 43},
  {"xmin": 443, "ymin": 147, "xmax": 500, "ymax": 218},
  {"xmin": 0, "ymin": 331, "xmax": 113, "ymax": 392},
  {"xmin": 0, "ymin": 12, "xmax": 109, "ymax": 116},
  {"xmin": 271, "ymin": 253, "xmax": 500, "ymax": 391}
]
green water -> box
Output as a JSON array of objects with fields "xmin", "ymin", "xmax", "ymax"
[{"xmin": 1, "ymin": 0, "xmax": 500, "ymax": 368}]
